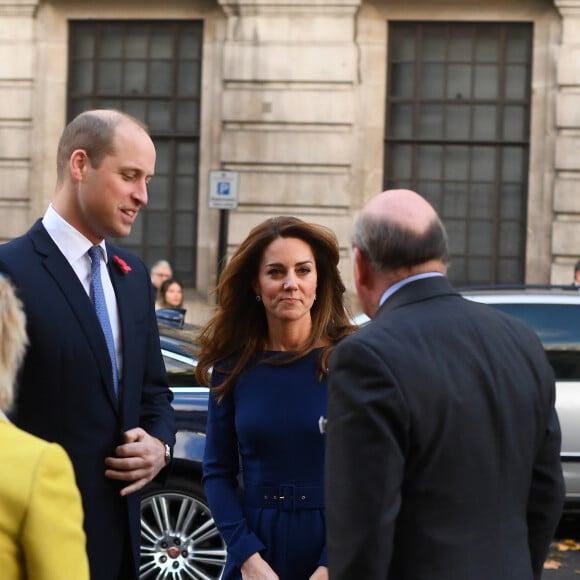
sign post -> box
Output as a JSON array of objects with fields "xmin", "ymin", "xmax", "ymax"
[
  {"xmin": 208, "ymin": 171, "xmax": 240, "ymax": 282},
  {"xmin": 208, "ymin": 170, "xmax": 240, "ymax": 210}
]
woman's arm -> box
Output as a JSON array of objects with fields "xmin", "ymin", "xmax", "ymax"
[{"xmin": 203, "ymin": 378, "xmax": 265, "ymax": 568}]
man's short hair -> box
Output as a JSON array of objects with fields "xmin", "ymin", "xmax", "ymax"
[
  {"xmin": 56, "ymin": 110, "xmax": 149, "ymax": 186},
  {"xmin": 352, "ymin": 212, "xmax": 449, "ymax": 271}
]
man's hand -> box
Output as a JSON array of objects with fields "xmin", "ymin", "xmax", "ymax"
[{"xmin": 104, "ymin": 428, "xmax": 167, "ymax": 496}]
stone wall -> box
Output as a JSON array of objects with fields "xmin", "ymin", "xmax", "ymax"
[
  {"xmin": 0, "ymin": 0, "xmax": 574, "ymax": 323},
  {"xmin": 553, "ymin": 0, "xmax": 580, "ymax": 283},
  {"xmin": 213, "ymin": 0, "xmax": 362, "ymax": 301},
  {"xmin": 0, "ymin": 0, "xmax": 37, "ymax": 241}
]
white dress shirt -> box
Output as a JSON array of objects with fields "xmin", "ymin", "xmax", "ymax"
[{"xmin": 42, "ymin": 205, "xmax": 123, "ymax": 376}]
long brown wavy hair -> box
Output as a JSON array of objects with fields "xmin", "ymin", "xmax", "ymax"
[{"xmin": 194, "ymin": 216, "xmax": 356, "ymax": 401}]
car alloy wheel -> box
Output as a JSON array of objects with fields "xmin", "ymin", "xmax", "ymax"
[{"xmin": 140, "ymin": 478, "xmax": 226, "ymax": 579}]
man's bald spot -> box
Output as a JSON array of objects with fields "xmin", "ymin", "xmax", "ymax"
[
  {"xmin": 362, "ymin": 189, "xmax": 438, "ymax": 235},
  {"xmin": 84, "ymin": 108, "xmax": 122, "ymax": 123},
  {"xmin": 79, "ymin": 108, "xmax": 147, "ymax": 131},
  {"xmin": 76, "ymin": 109, "xmax": 150, "ymax": 148}
]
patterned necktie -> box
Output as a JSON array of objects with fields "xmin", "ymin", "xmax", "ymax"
[{"xmin": 88, "ymin": 246, "xmax": 119, "ymax": 396}]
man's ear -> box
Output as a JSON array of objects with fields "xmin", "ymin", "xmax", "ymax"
[
  {"xmin": 353, "ymin": 246, "xmax": 371, "ymax": 290},
  {"xmin": 69, "ymin": 149, "xmax": 88, "ymax": 182}
]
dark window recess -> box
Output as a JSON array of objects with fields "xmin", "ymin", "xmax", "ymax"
[
  {"xmin": 385, "ymin": 22, "xmax": 533, "ymax": 286},
  {"xmin": 68, "ymin": 20, "xmax": 203, "ymax": 286}
]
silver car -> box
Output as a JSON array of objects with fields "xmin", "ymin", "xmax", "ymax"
[
  {"xmin": 461, "ymin": 286, "xmax": 580, "ymax": 510},
  {"xmin": 354, "ymin": 285, "xmax": 580, "ymax": 510}
]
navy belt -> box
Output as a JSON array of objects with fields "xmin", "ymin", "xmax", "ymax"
[{"xmin": 244, "ymin": 484, "xmax": 324, "ymax": 511}]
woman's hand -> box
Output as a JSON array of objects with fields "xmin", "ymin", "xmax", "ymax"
[
  {"xmin": 241, "ymin": 552, "xmax": 279, "ymax": 579},
  {"xmin": 309, "ymin": 565, "xmax": 329, "ymax": 580}
]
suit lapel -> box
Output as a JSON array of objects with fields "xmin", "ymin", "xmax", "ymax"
[
  {"xmin": 106, "ymin": 245, "xmax": 136, "ymax": 414},
  {"xmin": 29, "ymin": 221, "xmax": 119, "ymax": 411}
]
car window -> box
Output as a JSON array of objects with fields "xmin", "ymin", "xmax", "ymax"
[
  {"xmin": 488, "ymin": 303, "xmax": 580, "ymax": 380},
  {"xmin": 490, "ymin": 304, "xmax": 580, "ymax": 346}
]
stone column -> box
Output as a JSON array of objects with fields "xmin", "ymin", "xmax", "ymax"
[
  {"xmin": 215, "ymin": 0, "xmax": 361, "ymax": 246},
  {"xmin": 552, "ymin": 0, "xmax": 580, "ymax": 280},
  {"xmin": 0, "ymin": 0, "xmax": 38, "ymax": 241}
]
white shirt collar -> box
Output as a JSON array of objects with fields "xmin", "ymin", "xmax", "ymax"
[
  {"xmin": 42, "ymin": 204, "xmax": 108, "ymax": 264},
  {"xmin": 379, "ymin": 272, "xmax": 444, "ymax": 308}
]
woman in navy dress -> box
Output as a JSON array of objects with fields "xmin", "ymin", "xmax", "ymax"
[{"xmin": 196, "ymin": 216, "xmax": 355, "ymax": 580}]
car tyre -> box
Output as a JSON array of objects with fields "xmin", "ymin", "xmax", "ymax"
[{"xmin": 140, "ymin": 476, "xmax": 226, "ymax": 579}]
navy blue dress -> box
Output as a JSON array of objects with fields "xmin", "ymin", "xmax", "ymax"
[{"xmin": 202, "ymin": 349, "xmax": 327, "ymax": 580}]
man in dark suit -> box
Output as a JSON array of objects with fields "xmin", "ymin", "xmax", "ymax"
[
  {"xmin": 0, "ymin": 110, "xmax": 176, "ymax": 580},
  {"xmin": 325, "ymin": 189, "xmax": 564, "ymax": 579}
]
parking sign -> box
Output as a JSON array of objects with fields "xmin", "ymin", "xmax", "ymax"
[{"xmin": 209, "ymin": 170, "xmax": 240, "ymax": 209}]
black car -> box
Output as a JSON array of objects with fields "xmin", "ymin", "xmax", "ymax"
[{"xmin": 139, "ymin": 321, "xmax": 226, "ymax": 580}]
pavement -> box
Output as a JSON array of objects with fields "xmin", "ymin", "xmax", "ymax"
[{"xmin": 542, "ymin": 515, "xmax": 580, "ymax": 579}]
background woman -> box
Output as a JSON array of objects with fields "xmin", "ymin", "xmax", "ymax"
[
  {"xmin": 196, "ymin": 216, "xmax": 355, "ymax": 580},
  {"xmin": 158, "ymin": 278, "xmax": 184, "ymax": 309}
]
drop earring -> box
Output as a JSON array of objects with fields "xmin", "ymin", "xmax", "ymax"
[{"xmin": 256, "ymin": 295, "xmax": 262, "ymax": 302}]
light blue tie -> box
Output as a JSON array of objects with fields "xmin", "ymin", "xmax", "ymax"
[{"xmin": 88, "ymin": 246, "xmax": 119, "ymax": 397}]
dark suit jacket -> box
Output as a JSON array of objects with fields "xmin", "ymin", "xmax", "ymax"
[
  {"xmin": 326, "ymin": 276, "xmax": 564, "ymax": 580},
  {"xmin": 0, "ymin": 220, "xmax": 176, "ymax": 580}
]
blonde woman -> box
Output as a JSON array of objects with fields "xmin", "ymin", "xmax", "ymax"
[{"xmin": 0, "ymin": 274, "xmax": 89, "ymax": 580}]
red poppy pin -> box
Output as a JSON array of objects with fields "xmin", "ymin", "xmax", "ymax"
[{"xmin": 113, "ymin": 255, "xmax": 132, "ymax": 274}]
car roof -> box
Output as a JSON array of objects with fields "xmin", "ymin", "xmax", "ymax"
[
  {"xmin": 459, "ymin": 285, "xmax": 580, "ymax": 304},
  {"xmin": 458, "ymin": 285, "xmax": 580, "ymax": 348}
]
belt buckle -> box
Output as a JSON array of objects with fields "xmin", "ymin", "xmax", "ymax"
[{"xmin": 279, "ymin": 484, "xmax": 295, "ymax": 511}]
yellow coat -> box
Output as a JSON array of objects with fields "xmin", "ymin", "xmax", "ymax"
[{"xmin": 0, "ymin": 416, "xmax": 89, "ymax": 580}]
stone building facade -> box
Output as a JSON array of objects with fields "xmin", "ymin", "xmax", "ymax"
[{"xmin": 0, "ymin": 0, "xmax": 578, "ymax": 322}]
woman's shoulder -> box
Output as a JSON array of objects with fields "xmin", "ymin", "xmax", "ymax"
[
  {"xmin": 211, "ymin": 353, "xmax": 241, "ymax": 383},
  {"xmin": 0, "ymin": 420, "xmax": 72, "ymax": 474}
]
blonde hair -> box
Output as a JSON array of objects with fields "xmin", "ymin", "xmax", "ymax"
[{"xmin": 0, "ymin": 275, "xmax": 28, "ymax": 412}]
